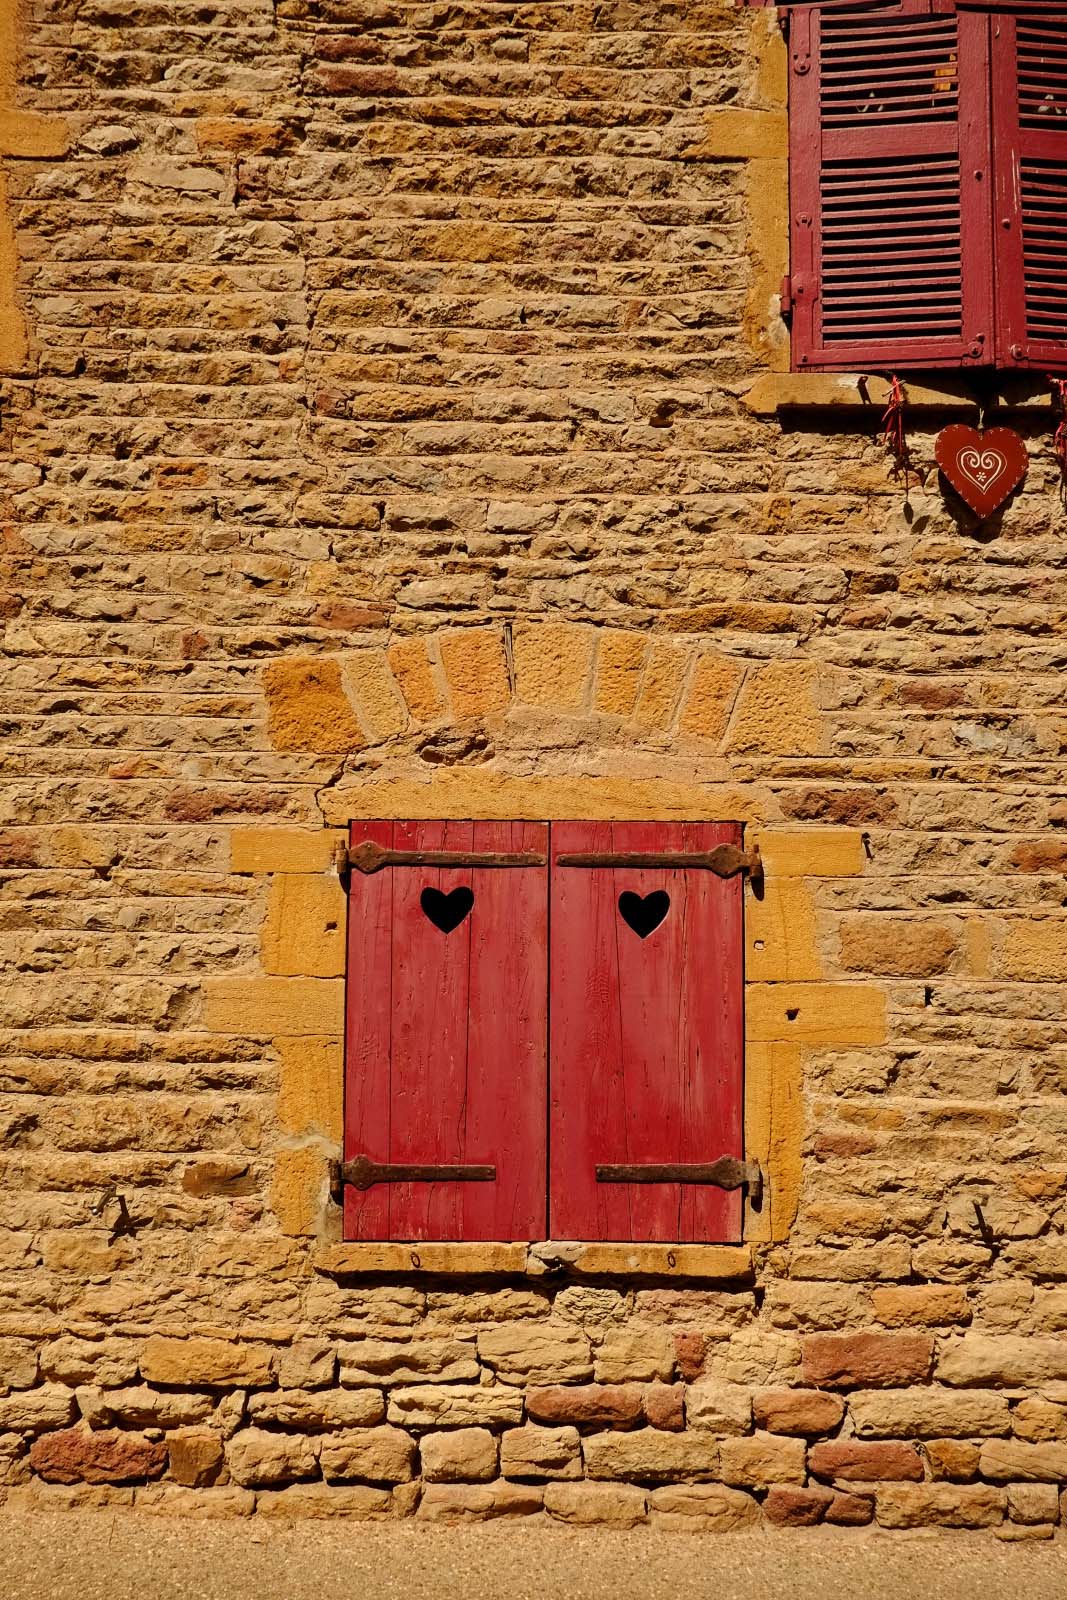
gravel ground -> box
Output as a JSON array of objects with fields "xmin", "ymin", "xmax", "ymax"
[{"xmin": 1, "ymin": 1514, "xmax": 1066, "ymax": 1600}]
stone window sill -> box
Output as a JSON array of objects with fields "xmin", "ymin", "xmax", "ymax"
[
  {"xmin": 314, "ymin": 1242, "xmax": 754, "ymax": 1280},
  {"xmin": 743, "ymin": 372, "xmax": 1053, "ymax": 416}
]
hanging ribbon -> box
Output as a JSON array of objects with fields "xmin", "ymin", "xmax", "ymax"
[
  {"xmin": 1051, "ymin": 377, "xmax": 1067, "ymax": 480},
  {"xmin": 881, "ymin": 374, "xmax": 911, "ymax": 489}
]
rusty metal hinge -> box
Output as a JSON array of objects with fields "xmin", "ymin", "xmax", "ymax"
[
  {"xmin": 329, "ymin": 1154, "xmax": 496, "ymax": 1204},
  {"xmin": 335, "ymin": 839, "xmax": 546, "ymax": 880},
  {"xmin": 557, "ymin": 842, "xmax": 763, "ymax": 893},
  {"xmin": 596, "ymin": 1157, "xmax": 763, "ymax": 1209}
]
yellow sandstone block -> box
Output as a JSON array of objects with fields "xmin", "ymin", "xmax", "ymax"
[
  {"xmin": 634, "ymin": 641, "xmax": 690, "ymax": 731},
  {"xmin": 314, "ymin": 1243, "xmax": 528, "ymax": 1275},
  {"xmin": 512, "ymin": 623, "xmax": 595, "ymax": 711},
  {"xmin": 261, "ymin": 876, "xmax": 346, "ymax": 978},
  {"xmin": 752, "ymin": 830, "xmax": 866, "ymax": 879},
  {"xmin": 745, "ymin": 1041, "xmax": 803, "ymax": 1244},
  {"xmin": 746, "ymin": 879, "xmax": 822, "ymax": 982},
  {"xmin": 682, "ymin": 107, "xmax": 787, "ymax": 161},
  {"xmin": 746, "ymin": 984, "xmax": 886, "ymax": 1046},
  {"xmin": 388, "ymin": 638, "xmax": 445, "ymax": 721},
  {"xmin": 203, "ymin": 978, "xmax": 344, "ymax": 1036},
  {"xmin": 564, "ymin": 1244, "xmax": 753, "ymax": 1280},
  {"xmin": 263, "ymin": 659, "xmax": 364, "ymax": 754},
  {"xmin": 344, "ymin": 650, "xmax": 407, "ymax": 740},
  {"xmin": 277, "ymin": 1037, "xmax": 343, "ymax": 1141},
  {"xmin": 1000, "ymin": 920, "xmax": 1067, "ymax": 981},
  {"xmin": 727, "ymin": 661, "xmax": 824, "ymax": 756},
  {"xmin": 594, "ymin": 630, "xmax": 646, "ymax": 717},
  {"xmin": 679, "ymin": 652, "xmax": 745, "ymax": 742},
  {"xmin": 438, "ymin": 627, "xmax": 510, "ymax": 718},
  {"xmin": 272, "ymin": 1146, "xmax": 329, "ymax": 1238},
  {"xmin": 231, "ymin": 828, "xmax": 343, "ymax": 875}
]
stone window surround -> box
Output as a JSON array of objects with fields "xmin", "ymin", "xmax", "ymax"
[{"xmin": 213, "ymin": 774, "xmax": 880, "ymax": 1283}]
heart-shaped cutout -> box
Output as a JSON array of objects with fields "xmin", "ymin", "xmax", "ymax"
[
  {"xmin": 421, "ymin": 886, "xmax": 474, "ymax": 934},
  {"xmin": 618, "ymin": 890, "xmax": 670, "ymax": 939},
  {"xmin": 934, "ymin": 424, "xmax": 1028, "ymax": 520}
]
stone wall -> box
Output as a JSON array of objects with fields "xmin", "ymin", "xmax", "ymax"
[{"xmin": 2, "ymin": 0, "xmax": 1067, "ymax": 1536}]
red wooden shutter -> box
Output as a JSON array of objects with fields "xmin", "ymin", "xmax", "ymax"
[
  {"xmin": 991, "ymin": 12, "xmax": 1067, "ymax": 373},
  {"xmin": 549, "ymin": 822, "xmax": 744, "ymax": 1244},
  {"xmin": 790, "ymin": 0, "xmax": 995, "ymax": 371},
  {"xmin": 343, "ymin": 821, "xmax": 548, "ymax": 1242}
]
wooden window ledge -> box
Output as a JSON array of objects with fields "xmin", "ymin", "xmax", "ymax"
[
  {"xmin": 743, "ymin": 372, "xmax": 1053, "ymax": 416},
  {"xmin": 313, "ymin": 1242, "xmax": 754, "ymax": 1281}
]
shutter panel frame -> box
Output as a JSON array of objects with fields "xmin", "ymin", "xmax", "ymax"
[{"xmin": 790, "ymin": 0, "xmax": 996, "ymax": 372}]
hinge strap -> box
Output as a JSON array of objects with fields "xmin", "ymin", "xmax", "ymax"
[
  {"xmin": 557, "ymin": 842, "xmax": 763, "ymax": 891},
  {"xmin": 336, "ymin": 840, "xmax": 546, "ymax": 878},
  {"xmin": 596, "ymin": 1157, "xmax": 763, "ymax": 1209},
  {"xmin": 330, "ymin": 1154, "xmax": 496, "ymax": 1203}
]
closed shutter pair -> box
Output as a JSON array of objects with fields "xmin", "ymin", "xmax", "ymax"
[
  {"xmin": 781, "ymin": 1, "xmax": 1067, "ymax": 372},
  {"xmin": 341, "ymin": 822, "xmax": 745, "ymax": 1244}
]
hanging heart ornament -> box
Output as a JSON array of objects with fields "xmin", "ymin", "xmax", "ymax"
[{"xmin": 934, "ymin": 424, "xmax": 1028, "ymax": 519}]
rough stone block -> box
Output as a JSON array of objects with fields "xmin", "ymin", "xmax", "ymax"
[
  {"xmin": 839, "ymin": 916, "xmax": 959, "ymax": 977},
  {"xmin": 1008, "ymin": 1483, "xmax": 1060, "ymax": 1524},
  {"xmin": 543, "ymin": 1481, "xmax": 647, "ymax": 1528},
  {"xmin": 678, "ymin": 652, "xmax": 744, "ymax": 742},
  {"xmin": 388, "ymin": 638, "xmax": 444, "ymax": 722},
  {"xmin": 226, "ymin": 1429, "xmax": 319, "ymax": 1488},
  {"xmin": 262, "ymin": 878, "xmax": 346, "ymax": 978},
  {"xmin": 420, "ymin": 1428, "xmax": 498, "ymax": 1484},
  {"xmin": 387, "ymin": 1385, "xmax": 524, "ymax": 1429},
  {"xmin": 277, "ymin": 1342, "xmax": 337, "ymax": 1391},
  {"xmin": 500, "ymin": 1425, "xmax": 580, "ymax": 1481},
  {"xmin": 753, "ymin": 1389, "xmax": 844, "ymax": 1437},
  {"xmin": 870, "ymin": 1286, "xmax": 971, "ymax": 1328},
  {"xmin": 344, "ymin": 650, "xmax": 407, "ymax": 740},
  {"xmin": 685, "ymin": 1379, "xmax": 752, "ymax": 1435},
  {"xmin": 263, "ymin": 659, "xmax": 364, "ymax": 754},
  {"xmin": 438, "ymin": 628, "xmax": 510, "ymax": 719},
  {"xmin": 809, "ymin": 1440, "xmax": 923, "ymax": 1483},
  {"xmin": 167, "ymin": 1428, "xmax": 224, "ymax": 1488},
  {"xmin": 633, "ymin": 640, "xmax": 689, "ymax": 730},
  {"xmin": 594, "ymin": 1329, "xmax": 674, "ymax": 1384},
  {"xmin": 649, "ymin": 1483, "xmax": 759, "ymax": 1533},
  {"xmin": 925, "ymin": 1440, "xmax": 981, "ymax": 1482},
  {"xmin": 938, "ymin": 1336, "xmax": 1067, "ymax": 1387},
  {"xmin": 0, "ymin": 1386, "xmax": 77, "ymax": 1434},
  {"xmin": 826, "ymin": 1491, "xmax": 874, "ymax": 1526},
  {"xmin": 339, "ymin": 1338, "xmax": 479, "ymax": 1387},
  {"xmin": 512, "ymin": 623, "xmax": 594, "ymax": 710},
  {"xmin": 319, "ymin": 1426, "xmax": 415, "ymax": 1484},
  {"xmin": 980, "ymin": 1440, "xmax": 1067, "ymax": 1483},
  {"xmin": 644, "ymin": 1384, "xmax": 685, "ymax": 1432},
  {"xmin": 763, "ymin": 1486, "xmax": 833, "ymax": 1527},
  {"xmin": 39, "ymin": 1338, "xmax": 139, "ymax": 1389},
  {"xmin": 477, "ymin": 1324, "xmax": 592, "ymax": 1385},
  {"xmin": 140, "ymin": 1337, "xmax": 274, "ymax": 1389},
  {"xmin": 526, "ymin": 1385, "xmax": 642, "ymax": 1429},
  {"xmin": 594, "ymin": 630, "xmax": 646, "ymax": 717},
  {"xmin": 256, "ymin": 1485, "xmax": 393, "ymax": 1520},
  {"xmin": 802, "ymin": 1333, "xmax": 933, "ymax": 1389},
  {"xmin": 718, "ymin": 1433, "xmax": 806, "ymax": 1488},
  {"xmin": 875, "ymin": 1484, "xmax": 1005, "ymax": 1529},
  {"xmin": 726, "ymin": 661, "xmax": 823, "ymax": 756},
  {"xmin": 583, "ymin": 1430, "xmax": 719, "ymax": 1483},
  {"xmin": 1013, "ymin": 1398, "xmax": 1067, "ymax": 1443},
  {"xmin": 248, "ymin": 1390, "xmax": 385, "ymax": 1429},
  {"xmin": 76, "ymin": 1386, "xmax": 214, "ymax": 1431},
  {"xmin": 417, "ymin": 1482, "xmax": 543, "ymax": 1522},
  {"xmin": 849, "ymin": 1387, "xmax": 1010, "ymax": 1440},
  {"xmin": 30, "ymin": 1428, "xmax": 166, "ymax": 1485},
  {"xmin": 0, "ymin": 1340, "xmax": 37, "ymax": 1390}
]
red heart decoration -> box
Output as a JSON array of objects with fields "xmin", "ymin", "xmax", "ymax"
[{"xmin": 934, "ymin": 424, "xmax": 1028, "ymax": 519}]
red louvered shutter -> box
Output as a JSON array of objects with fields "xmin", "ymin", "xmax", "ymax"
[
  {"xmin": 790, "ymin": 1, "xmax": 996, "ymax": 371},
  {"xmin": 991, "ymin": 12, "xmax": 1067, "ymax": 372}
]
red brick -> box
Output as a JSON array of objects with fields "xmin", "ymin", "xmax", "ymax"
[
  {"xmin": 753, "ymin": 1389, "xmax": 845, "ymax": 1437},
  {"xmin": 809, "ymin": 1441, "xmax": 923, "ymax": 1483},
  {"xmin": 801, "ymin": 1333, "xmax": 933, "ymax": 1389},
  {"xmin": 30, "ymin": 1428, "xmax": 167, "ymax": 1485},
  {"xmin": 643, "ymin": 1384, "xmax": 684, "ymax": 1432},
  {"xmin": 763, "ymin": 1486, "xmax": 833, "ymax": 1527},
  {"xmin": 527, "ymin": 1386, "xmax": 642, "ymax": 1429}
]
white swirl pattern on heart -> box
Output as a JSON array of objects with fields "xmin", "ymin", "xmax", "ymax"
[{"xmin": 957, "ymin": 447, "xmax": 1007, "ymax": 492}]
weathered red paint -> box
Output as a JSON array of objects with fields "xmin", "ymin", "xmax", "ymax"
[
  {"xmin": 548, "ymin": 822, "xmax": 745, "ymax": 1244},
  {"xmin": 343, "ymin": 820, "xmax": 548, "ymax": 1241},
  {"xmin": 779, "ymin": 1, "xmax": 1067, "ymax": 375}
]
